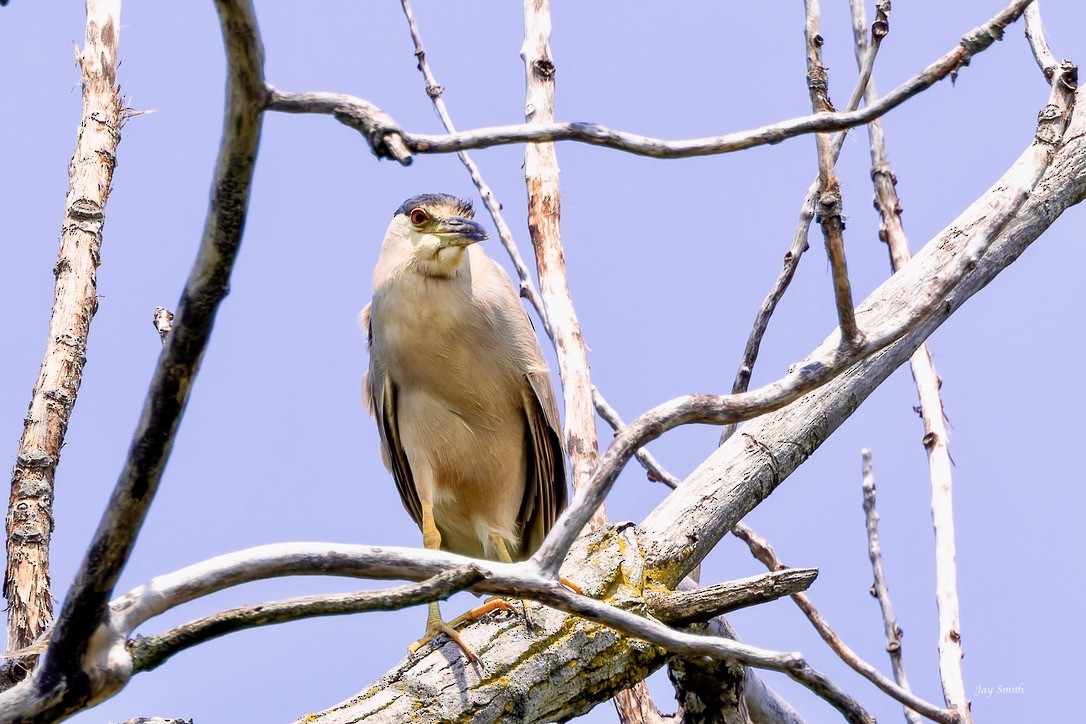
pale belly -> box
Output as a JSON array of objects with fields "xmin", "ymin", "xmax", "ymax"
[{"xmin": 372, "ymin": 278, "xmax": 532, "ymax": 560}]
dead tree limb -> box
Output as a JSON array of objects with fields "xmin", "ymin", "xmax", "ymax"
[{"xmin": 4, "ymin": 0, "xmax": 123, "ymax": 661}]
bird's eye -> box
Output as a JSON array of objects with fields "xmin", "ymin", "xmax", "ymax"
[{"xmin": 410, "ymin": 208, "xmax": 429, "ymax": 226}]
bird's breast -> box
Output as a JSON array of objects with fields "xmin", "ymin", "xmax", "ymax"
[{"xmin": 371, "ymin": 274, "xmax": 522, "ymax": 415}]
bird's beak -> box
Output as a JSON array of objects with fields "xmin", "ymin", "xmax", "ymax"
[{"xmin": 433, "ymin": 216, "xmax": 488, "ymax": 247}]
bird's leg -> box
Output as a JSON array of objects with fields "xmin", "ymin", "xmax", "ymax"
[
  {"xmin": 450, "ymin": 533, "xmax": 533, "ymax": 631},
  {"xmin": 407, "ymin": 501, "xmax": 480, "ymax": 662}
]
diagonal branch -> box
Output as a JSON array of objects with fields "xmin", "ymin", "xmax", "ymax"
[
  {"xmin": 32, "ymin": 0, "xmax": 266, "ymax": 708},
  {"xmin": 4, "ymin": 0, "xmax": 123, "ymax": 659},
  {"xmin": 733, "ymin": 524, "xmax": 955, "ymax": 723}
]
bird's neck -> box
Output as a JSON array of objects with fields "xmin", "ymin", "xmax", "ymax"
[{"xmin": 411, "ymin": 245, "xmax": 469, "ymax": 279}]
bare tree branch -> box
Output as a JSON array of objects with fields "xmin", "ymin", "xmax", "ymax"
[
  {"xmin": 522, "ymin": 0, "xmax": 603, "ymax": 523},
  {"xmin": 804, "ymin": 0, "xmax": 862, "ymax": 347},
  {"xmin": 306, "ymin": 86, "xmax": 1086, "ymax": 722},
  {"xmin": 648, "ymin": 568, "xmax": 819, "ymax": 625},
  {"xmin": 859, "ymin": 450, "xmax": 921, "ymax": 724},
  {"xmin": 720, "ymin": 6, "xmax": 886, "ymax": 445},
  {"xmin": 732, "ymin": 524, "xmax": 953, "ymax": 723},
  {"xmin": 4, "ymin": 0, "xmax": 123, "ymax": 659},
  {"xmin": 637, "ymin": 79, "xmax": 1080, "ymax": 579},
  {"xmin": 1024, "ymin": 1, "xmax": 1059, "ymax": 80},
  {"xmin": 537, "ymin": 95, "xmax": 1059, "ymax": 577},
  {"xmin": 3, "ymin": 1, "xmax": 267, "ymax": 718},
  {"xmin": 263, "ymin": 89, "xmax": 412, "ymax": 165},
  {"xmin": 594, "ymin": 386, "xmax": 681, "ymax": 489},
  {"xmin": 129, "ymin": 565, "xmax": 486, "ymax": 673},
  {"xmin": 263, "ymin": 0, "xmax": 1029, "ymax": 164}
]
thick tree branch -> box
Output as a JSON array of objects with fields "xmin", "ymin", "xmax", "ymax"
[
  {"xmin": 264, "ymin": 0, "xmax": 1029, "ymax": 164},
  {"xmin": 292, "ymin": 527, "xmax": 870, "ymax": 723},
  {"xmin": 522, "ymin": 0, "xmax": 602, "ymax": 521},
  {"xmin": 647, "ymin": 568, "xmax": 819, "ymax": 625},
  {"xmin": 4, "ymin": 0, "xmax": 123, "ymax": 659}
]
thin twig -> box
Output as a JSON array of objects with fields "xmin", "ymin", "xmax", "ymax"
[
  {"xmin": 733, "ymin": 523, "xmax": 956, "ymax": 723},
  {"xmin": 522, "ymin": 0, "xmax": 603, "ymax": 523},
  {"xmin": 860, "ymin": 450, "xmax": 920, "ymax": 724},
  {"xmin": 593, "ymin": 387, "xmax": 681, "ymax": 489},
  {"xmin": 36, "ymin": 0, "xmax": 266, "ymax": 696},
  {"xmin": 1024, "ymin": 2, "xmax": 1058, "ymax": 80},
  {"xmin": 4, "ymin": 0, "xmax": 123, "ymax": 657},
  {"xmin": 397, "ymin": 0, "xmax": 550, "ymax": 332},
  {"xmin": 130, "ymin": 565, "xmax": 486, "ymax": 672},
  {"xmin": 719, "ymin": 11, "xmax": 887, "ymax": 445},
  {"xmin": 845, "ymin": 8, "xmax": 923, "ymax": 723},
  {"xmin": 804, "ymin": 0, "xmax": 861, "ymax": 346},
  {"xmin": 266, "ymin": 0, "xmax": 1031, "ymax": 164}
]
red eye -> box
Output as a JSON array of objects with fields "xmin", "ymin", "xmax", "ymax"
[{"xmin": 410, "ymin": 208, "xmax": 429, "ymax": 226}]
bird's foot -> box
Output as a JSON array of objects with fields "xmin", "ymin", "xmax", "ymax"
[
  {"xmin": 447, "ymin": 596, "xmax": 518, "ymax": 628},
  {"xmin": 408, "ymin": 610, "xmax": 480, "ymax": 663}
]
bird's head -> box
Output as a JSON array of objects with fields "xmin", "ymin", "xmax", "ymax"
[{"xmin": 382, "ymin": 194, "xmax": 488, "ymax": 278}]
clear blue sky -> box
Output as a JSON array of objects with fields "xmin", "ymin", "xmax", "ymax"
[{"xmin": 1, "ymin": 2, "xmax": 1082, "ymax": 722}]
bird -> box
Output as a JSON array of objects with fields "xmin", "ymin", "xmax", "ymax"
[{"xmin": 361, "ymin": 193, "xmax": 568, "ymax": 660}]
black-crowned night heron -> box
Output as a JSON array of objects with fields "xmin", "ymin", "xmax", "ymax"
[{"xmin": 361, "ymin": 193, "xmax": 568, "ymax": 660}]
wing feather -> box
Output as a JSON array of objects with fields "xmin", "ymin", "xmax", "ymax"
[
  {"xmin": 362, "ymin": 303, "xmax": 422, "ymax": 528},
  {"xmin": 518, "ymin": 370, "xmax": 568, "ymax": 556}
]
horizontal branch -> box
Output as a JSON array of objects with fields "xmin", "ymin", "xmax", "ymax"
[
  {"xmin": 129, "ymin": 565, "xmax": 486, "ymax": 673},
  {"xmin": 264, "ymin": 0, "xmax": 1028, "ymax": 164},
  {"xmin": 647, "ymin": 568, "xmax": 818, "ymax": 625},
  {"xmin": 264, "ymin": 88, "xmax": 412, "ymax": 165}
]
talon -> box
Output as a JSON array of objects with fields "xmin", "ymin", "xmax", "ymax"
[{"xmin": 410, "ymin": 601, "xmax": 480, "ymax": 662}]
